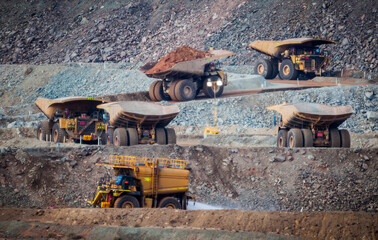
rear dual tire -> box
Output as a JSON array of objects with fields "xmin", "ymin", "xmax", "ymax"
[
  {"xmin": 255, "ymin": 59, "xmax": 278, "ymax": 79},
  {"xmin": 156, "ymin": 128, "xmax": 176, "ymax": 145},
  {"xmin": 330, "ymin": 128, "xmax": 350, "ymax": 148},
  {"xmin": 113, "ymin": 128, "xmax": 139, "ymax": 146},
  {"xmin": 149, "ymin": 80, "xmax": 170, "ymax": 101}
]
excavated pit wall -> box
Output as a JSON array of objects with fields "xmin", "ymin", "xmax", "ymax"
[{"xmin": 0, "ymin": 145, "xmax": 376, "ymax": 212}]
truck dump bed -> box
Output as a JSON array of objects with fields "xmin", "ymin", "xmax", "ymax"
[
  {"xmin": 267, "ymin": 103, "xmax": 353, "ymax": 129},
  {"xmin": 97, "ymin": 101, "xmax": 179, "ymax": 128},
  {"xmin": 35, "ymin": 97, "xmax": 108, "ymax": 120},
  {"xmin": 141, "ymin": 49, "xmax": 235, "ymax": 79},
  {"xmin": 105, "ymin": 155, "xmax": 189, "ymax": 195},
  {"xmin": 249, "ymin": 38, "xmax": 336, "ymax": 58}
]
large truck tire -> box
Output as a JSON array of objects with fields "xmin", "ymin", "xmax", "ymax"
[
  {"xmin": 113, "ymin": 128, "xmax": 128, "ymax": 146},
  {"xmin": 127, "ymin": 128, "xmax": 139, "ymax": 146},
  {"xmin": 301, "ymin": 129, "xmax": 314, "ymax": 147},
  {"xmin": 255, "ymin": 59, "xmax": 273, "ymax": 79},
  {"xmin": 279, "ymin": 59, "xmax": 298, "ymax": 80},
  {"xmin": 159, "ymin": 197, "xmax": 181, "ymax": 209},
  {"xmin": 165, "ymin": 128, "xmax": 176, "ymax": 144},
  {"xmin": 339, "ymin": 129, "xmax": 350, "ymax": 148},
  {"xmin": 287, "ymin": 128, "xmax": 303, "ymax": 148},
  {"xmin": 114, "ymin": 195, "xmax": 140, "ymax": 208},
  {"xmin": 330, "ymin": 128, "xmax": 341, "ymax": 147},
  {"xmin": 149, "ymin": 81, "xmax": 159, "ymax": 101},
  {"xmin": 271, "ymin": 59, "xmax": 279, "ymax": 79},
  {"xmin": 36, "ymin": 120, "xmax": 52, "ymax": 141},
  {"xmin": 277, "ymin": 129, "xmax": 288, "ymax": 147},
  {"xmin": 175, "ymin": 80, "xmax": 196, "ymax": 101},
  {"xmin": 107, "ymin": 128, "xmax": 114, "ymax": 145},
  {"xmin": 202, "ymin": 78, "xmax": 224, "ymax": 98},
  {"xmin": 168, "ymin": 81, "xmax": 180, "ymax": 101},
  {"xmin": 52, "ymin": 122, "xmax": 67, "ymax": 143},
  {"xmin": 156, "ymin": 128, "xmax": 167, "ymax": 145}
]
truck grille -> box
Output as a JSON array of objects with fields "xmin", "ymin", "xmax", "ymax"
[
  {"xmin": 77, "ymin": 119, "xmax": 96, "ymax": 135},
  {"xmin": 304, "ymin": 57, "xmax": 325, "ymax": 70}
]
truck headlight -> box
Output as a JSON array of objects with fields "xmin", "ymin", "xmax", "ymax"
[
  {"xmin": 206, "ymin": 81, "xmax": 212, "ymax": 87},
  {"xmin": 216, "ymin": 80, "xmax": 223, "ymax": 86}
]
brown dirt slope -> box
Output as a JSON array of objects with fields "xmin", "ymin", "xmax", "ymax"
[{"xmin": 0, "ymin": 208, "xmax": 376, "ymax": 240}]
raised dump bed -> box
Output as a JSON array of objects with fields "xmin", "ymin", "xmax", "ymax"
[
  {"xmin": 141, "ymin": 47, "xmax": 235, "ymax": 101},
  {"xmin": 88, "ymin": 155, "xmax": 190, "ymax": 209},
  {"xmin": 35, "ymin": 97, "xmax": 108, "ymax": 143},
  {"xmin": 97, "ymin": 101, "xmax": 179, "ymax": 146},
  {"xmin": 267, "ymin": 102, "xmax": 353, "ymax": 148}
]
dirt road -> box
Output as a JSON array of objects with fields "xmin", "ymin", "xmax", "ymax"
[{"xmin": 0, "ymin": 208, "xmax": 376, "ymax": 240}]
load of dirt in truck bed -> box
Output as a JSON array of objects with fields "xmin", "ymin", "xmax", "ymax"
[{"xmin": 145, "ymin": 46, "xmax": 212, "ymax": 74}]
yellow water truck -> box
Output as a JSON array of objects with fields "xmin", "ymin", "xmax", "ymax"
[{"xmin": 88, "ymin": 155, "xmax": 191, "ymax": 209}]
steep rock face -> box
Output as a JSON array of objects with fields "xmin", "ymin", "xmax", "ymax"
[{"xmin": 0, "ymin": 0, "xmax": 376, "ymax": 73}]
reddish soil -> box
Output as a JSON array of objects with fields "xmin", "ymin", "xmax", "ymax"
[
  {"xmin": 145, "ymin": 46, "xmax": 212, "ymax": 74},
  {"xmin": 0, "ymin": 208, "xmax": 376, "ymax": 240}
]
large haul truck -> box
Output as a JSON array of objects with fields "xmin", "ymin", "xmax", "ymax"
[
  {"xmin": 88, "ymin": 155, "xmax": 191, "ymax": 209},
  {"xmin": 249, "ymin": 38, "xmax": 336, "ymax": 80},
  {"xmin": 35, "ymin": 97, "xmax": 178, "ymax": 145},
  {"xmin": 267, "ymin": 103, "xmax": 353, "ymax": 148},
  {"xmin": 141, "ymin": 49, "xmax": 235, "ymax": 102}
]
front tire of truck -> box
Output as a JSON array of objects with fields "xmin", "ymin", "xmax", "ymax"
[
  {"xmin": 255, "ymin": 59, "xmax": 273, "ymax": 79},
  {"xmin": 287, "ymin": 128, "xmax": 303, "ymax": 148},
  {"xmin": 277, "ymin": 130, "xmax": 288, "ymax": 147},
  {"xmin": 330, "ymin": 128, "xmax": 341, "ymax": 148},
  {"xmin": 113, "ymin": 128, "xmax": 128, "ymax": 146},
  {"xmin": 175, "ymin": 80, "xmax": 196, "ymax": 101},
  {"xmin": 36, "ymin": 120, "xmax": 52, "ymax": 141},
  {"xmin": 279, "ymin": 59, "xmax": 298, "ymax": 80},
  {"xmin": 159, "ymin": 197, "xmax": 181, "ymax": 209},
  {"xmin": 301, "ymin": 129, "xmax": 314, "ymax": 147},
  {"xmin": 52, "ymin": 123, "xmax": 67, "ymax": 143},
  {"xmin": 156, "ymin": 128, "xmax": 167, "ymax": 145},
  {"xmin": 114, "ymin": 195, "xmax": 140, "ymax": 208},
  {"xmin": 339, "ymin": 129, "xmax": 351, "ymax": 148},
  {"xmin": 165, "ymin": 128, "xmax": 177, "ymax": 144}
]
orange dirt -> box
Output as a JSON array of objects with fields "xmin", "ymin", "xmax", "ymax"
[{"xmin": 146, "ymin": 46, "xmax": 212, "ymax": 74}]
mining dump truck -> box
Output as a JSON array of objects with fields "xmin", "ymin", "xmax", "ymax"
[
  {"xmin": 141, "ymin": 48, "xmax": 235, "ymax": 101},
  {"xmin": 88, "ymin": 155, "xmax": 191, "ymax": 209},
  {"xmin": 249, "ymin": 38, "xmax": 336, "ymax": 80},
  {"xmin": 267, "ymin": 103, "xmax": 353, "ymax": 148},
  {"xmin": 35, "ymin": 97, "xmax": 108, "ymax": 143},
  {"xmin": 97, "ymin": 101, "xmax": 178, "ymax": 146}
]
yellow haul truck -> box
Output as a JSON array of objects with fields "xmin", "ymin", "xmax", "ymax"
[
  {"xmin": 141, "ymin": 50, "xmax": 235, "ymax": 101},
  {"xmin": 267, "ymin": 103, "xmax": 353, "ymax": 148},
  {"xmin": 88, "ymin": 155, "xmax": 191, "ymax": 209},
  {"xmin": 35, "ymin": 98, "xmax": 179, "ymax": 146},
  {"xmin": 35, "ymin": 97, "xmax": 108, "ymax": 143},
  {"xmin": 97, "ymin": 101, "xmax": 179, "ymax": 146},
  {"xmin": 249, "ymin": 38, "xmax": 336, "ymax": 80}
]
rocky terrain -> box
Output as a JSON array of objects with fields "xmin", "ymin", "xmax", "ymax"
[{"xmin": 0, "ymin": 0, "xmax": 377, "ymax": 76}]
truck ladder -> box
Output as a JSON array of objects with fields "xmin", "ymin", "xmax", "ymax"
[{"xmin": 153, "ymin": 160, "xmax": 159, "ymax": 208}]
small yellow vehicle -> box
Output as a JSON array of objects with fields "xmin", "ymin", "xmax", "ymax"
[
  {"xmin": 249, "ymin": 38, "xmax": 336, "ymax": 80},
  {"xmin": 88, "ymin": 155, "xmax": 191, "ymax": 209}
]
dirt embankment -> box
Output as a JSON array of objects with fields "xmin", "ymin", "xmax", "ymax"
[
  {"xmin": 0, "ymin": 145, "xmax": 376, "ymax": 212},
  {"xmin": 0, "ymin": 208, "xmax": 376, "ymax": 240}
]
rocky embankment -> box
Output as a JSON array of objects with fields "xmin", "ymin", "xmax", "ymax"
[
  {"xmin": 0, "ymin": 145, "xmax": 376, "ymax": 212},
  {"xmin": 0, "ymin": 0, "xmax": 376, "ymax": 75}
]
